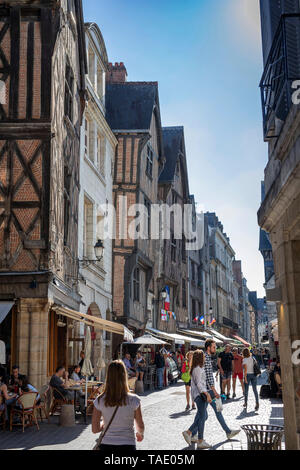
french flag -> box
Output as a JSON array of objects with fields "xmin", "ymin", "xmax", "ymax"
[{"xmin": 164, "ymin": 286, "xmax": 170, "ymax": 311}]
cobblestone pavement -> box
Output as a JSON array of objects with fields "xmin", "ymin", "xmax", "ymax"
[{"xmin": 0, "ymin": 369, "xmax": 284, "ymax": 451}]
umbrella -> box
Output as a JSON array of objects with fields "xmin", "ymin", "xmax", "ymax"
[
  {"xmin": 96, "ymin": 333, "xmax": 106, "ymax": 380},
  {"xmin": 81, "ymin": 326, "xmax": 94, "ymax": 416},
  {"xmin": 132, "ymin": 334, "xmax": 169, "ymax": 345}
]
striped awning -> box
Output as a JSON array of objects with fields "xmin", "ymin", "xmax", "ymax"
[{"xmin": 52, "ymin": 304, "xmax": 134, "ymax": 342}]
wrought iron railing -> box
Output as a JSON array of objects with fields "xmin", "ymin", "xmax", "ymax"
[{"xmin": 260, "ymin": 14, "xmax": 300, "ymax": 139}]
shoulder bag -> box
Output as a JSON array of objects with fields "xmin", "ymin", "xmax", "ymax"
[
  {"xmin": 93, "ymin": 405, "xmax": 119, "ymax": 450},
  {"xmin": 181, "ymin": 361, "xmax": 191, "ymax": 384}
]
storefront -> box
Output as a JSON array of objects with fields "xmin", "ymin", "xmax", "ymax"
[{"xmin": 146, "ymin": 327, "xmax": 205, "ymax": 352}]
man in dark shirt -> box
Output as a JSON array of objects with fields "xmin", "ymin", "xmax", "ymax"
[
  {"xmin": 218, "ymin": 345, "xmax": 234, "ymax": 399},
  {"xmin": 155, "ymin": 351, "xmax": 165, "ymax": 390},
  {"xmin": 50, "ymin": 366, "xmax": 74, "ymax": 401}
]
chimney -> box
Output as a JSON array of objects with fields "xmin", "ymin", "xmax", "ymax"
[{"xmin": 107, "ymin": 62, "xmax": 127, "ymax": 83}]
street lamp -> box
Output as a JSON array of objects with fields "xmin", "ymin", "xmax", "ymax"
[{"xmin": 79, "ymin": 240, "xmax": 105, "ymax": 268}]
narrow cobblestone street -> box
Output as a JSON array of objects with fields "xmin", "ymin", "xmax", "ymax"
[{"xmin": 0, "ymin": 370, "xmax": 284, "ymax": 451}]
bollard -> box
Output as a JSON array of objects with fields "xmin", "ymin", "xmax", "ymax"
[{"xmin": 60, "ymin": 404, "xmax": 75, "ymax": 427}]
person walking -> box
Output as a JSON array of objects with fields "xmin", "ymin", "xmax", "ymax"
[
  {"xmin": 218, "ymin": 344, "xmax": 234, "ymax": 399},
  {"xmin": 204, "ymin": 340, "xmax": 240, "ymax": 440},
  {"xmin": 242, "ymin": 348, "xmax": 259, "ymax": 412},
  {"xmin": 182, "ymin": 351, "xmax": 196, "ymax": 411},
  {"xmin": 232, "ymin": 348, "xmax": 245, "ymax": 398},
  {"xmin": 182, "ymin": 350, "xmax": 212, "ymax": 450},
  {"xmin": 92, "ymin": 360, "xmax": 145, "ymax": 451},
  {"xmin": 155, "ymin": 350, "xmax": 165, "ymax": 390}
]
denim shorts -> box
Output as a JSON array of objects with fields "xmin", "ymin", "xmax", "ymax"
[{"xmin": 221, "ymin": 371, "xmax": 232, "ymax": 380}]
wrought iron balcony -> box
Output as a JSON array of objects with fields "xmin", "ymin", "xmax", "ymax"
[{"xmin": 260, "ymin": 14, "xmax": 300, "ymax": 139}]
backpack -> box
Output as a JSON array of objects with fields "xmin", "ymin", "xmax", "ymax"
[
  {"xmin": 260, "ymin": 384, "xmax": 271, "ymax": 399},
  {"xmin": 181, "ymin": 361, "xmax": 191, "ymax": 384},
  {"xmin": 253, "ymin": 357, "xmax": 261, "ymax": 377}
]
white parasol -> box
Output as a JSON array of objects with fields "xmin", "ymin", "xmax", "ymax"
[{"xmin": 81, "ymin": 326, "xmax": 94, "ymax": 412}]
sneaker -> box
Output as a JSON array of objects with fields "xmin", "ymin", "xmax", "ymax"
[
  {"xmin": 226, "ymin": 394, "xmax": 230, "ymax": 400},
  {"xmin": 255, "ymin": 403, "xmax": 259, "ymax": 411},
  {"xmin": 243, "ymin": 402, "xmax": 247, "ymax": 408},
  {"xmin": 232, "ymin": 393, "xmax": 236, "ymax": 399},
  {"xmin": 227, "ymin": 429, "xmax": 241, "ymax": 440},
  {"xmin": 192, "ymin": 405, "xmax": 196, "ymax": 410},
  {"xmin": 191, "ymin": 435, "xmax": 198, "ymax": 443},
  {"xmin": 182, "ymin": 431, "xmax": 192, "ymax": 446},
  {"xmin": 185, "ymin": 404, "xmax": 190, "ymax": 411},
  {"xmin": 197, "ymin": 440, "xmax": 212, "ymax": 450}
]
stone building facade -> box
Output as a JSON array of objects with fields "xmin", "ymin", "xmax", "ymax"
[
  {"xmin": 0, "ymin": 0, "xmax": 87, "ymax": 388},
  {"xmin": 258, "ymin": 0, "xmax": 300, "ymax": 449},
  {"xmin": 77, "ymin": 23, "xmax": 117, "ymax": 377}
]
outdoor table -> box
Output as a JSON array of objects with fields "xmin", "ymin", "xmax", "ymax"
[{"xmin": 67, "ymin": 382, "xmax": 103, "ymax": 423}]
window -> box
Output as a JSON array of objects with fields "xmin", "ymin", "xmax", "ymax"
[
  {"xmin": 64, "ymin": 60, "xmax": 74, "ymax": 121},
  {"xmin": 171, "ymin": 230, "xmax": 176, "ymax": 262},
  {"xmin": 146, "ymin": 146, "xmax": 153, "ymax": 177},
  {"xmin": 83, "ymin": 196, "xmax": 94, "ymax": 259},
  {"xmin": 182, "ymin": 279, "xmax": 187, "ymax": 308},
  {"xmin": 133, "ymin": 267, "xmax": 140, "ymax": 302},
  {"xmin": 182, "ymin": 234, "xmax": 186, "ymax": 262},
  {"xmin": 97, "ymin": 133, "xmax": 105, "ymax": 175},
  {"xmin": 97, "ymin": 63, "xmax": 104, "ymax": 99},
  {"xmin": 88, "ymin": 46, "xmax": 96, "ymax": 88},
  {"xmin": 144, "ymin": 198, "xmax": 151, "ymax": 239},
  {"xmin": 64, "ymin": 167, "xmax": 71, "ymax": 246},
  {"xmin": 84, "ymin": 118, "xmax": 89, "ymax": 156}
]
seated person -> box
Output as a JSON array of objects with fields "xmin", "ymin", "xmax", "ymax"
[
  {"xmin": 0, "ymin": 367, "xmax": 18, "ymax": 420},
  {"xmin": 9, "ymin": 365, "xmax": 24, "ymax": 391},
  {"xmin": 50, "ymin": 366, "xmax": 85, "ymax": 414},
  {"xmin": 19, "ymin": 376, "xmax": 40, "ymax": 403},
  {"xmin": 123, "ymin": 354, "xmax": 136, "ymax": 377},
  {"xmin": 71, "ymin": 365, "xmax": 84, "ymax": 383}
]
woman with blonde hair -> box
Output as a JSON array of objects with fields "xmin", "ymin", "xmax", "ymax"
[
  {"xmin": 181, "ymin": 351, "xmax": 196, "ymax": 411},
  {"xmin": 92, "ymin": 360, "xmax": 144, "ymax": 451},
  {"xmin": 182, "ymin": 350, "xmax": 212, "ymax": 450}
]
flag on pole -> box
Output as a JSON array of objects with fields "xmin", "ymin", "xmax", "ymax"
[
  {"xmin": 200, "ymin": 316, "xmax": 205, "ymax": 325},
  {"xmin": 164, "ymin": 286, "xmax": 170, "ymax": 311},
  {"xmin": 210, "ymin": 318, "xmax": 216, "ymax": 326}
]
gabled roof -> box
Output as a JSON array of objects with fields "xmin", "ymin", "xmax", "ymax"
[
  {"xmin": 105, "ymin": 82, "xmax": 159, "ymax": 131},
  {"xmin": 159, "ymin": 127, "xmax": 184, "ymax": 183}
]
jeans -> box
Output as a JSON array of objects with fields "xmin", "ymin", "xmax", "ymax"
[
  {"xmin": 208, "ymin": 390, "xmax": 231, "ymax": 435},
  {"xmin": 156, "ymin": 368, "xmax": 164, "ymax": 389},
  {"xmin": 189, "ymin": 395, "xmax": 208, "ymax": 440},
  {"xmin": 244, "ymin": 374, "xmax": 259, "ymax": 404}
]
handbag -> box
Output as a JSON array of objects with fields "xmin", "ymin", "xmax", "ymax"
[
  {"xmin": 93, "ymin": 405, "xmax": 119, "ymax": 450},
  {"xmin": 253, "ymin": 358, "xmax": 261, "ymax": 377}
]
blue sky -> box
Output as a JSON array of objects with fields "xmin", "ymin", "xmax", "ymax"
[{"xmin": 83, "ymin": 0, "xmax": 266, "ymax": 296}]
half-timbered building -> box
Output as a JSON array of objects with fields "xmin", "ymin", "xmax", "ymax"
[
  {"xmin": 0, "ymin": 0, "xmax": 87, "ymax": 388},
  {"xmin": 106, "ymin": 64, "xmax": 164, "ymax": 344}
]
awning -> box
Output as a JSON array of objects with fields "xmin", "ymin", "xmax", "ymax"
[
  {"xmin": 206, "ymin": 329, "xmax": 232, "ymax": 342},
  {"xmin": 124, "ymin": 334, "xmax": 170, "ymax": 346},
  {"xmin": 146, "ymin": 327, "xmax": 205, "ymax": 348},
  {"xmin": 232, "ymin": 335, "xmax": 250, "ymax": 347},
  {"xmin": 179, "ymin": 329, "xmax": 223, "ymax": 346},
  {"xmin": 0, "ymin": 301, "xmax": 14, "ymax": 325},
  {"xmin": 52, "ymin": 305, "xmax": 134, "ymax": 342}
]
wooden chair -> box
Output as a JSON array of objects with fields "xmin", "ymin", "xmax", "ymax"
[
  {"xmin": 35, "ymin": 385, "xmax": 50, "ymax": 423},
  {"xmin": 10, "ymin": 392, "xmax": 39, "ymax": 433},
  {"xmin": 49, "ymin": 387, "xmax": 71, "ymax": 416},
  {"xmin": 0, "ymin": 395, "xmax": 6, "ymax": 431},
  {"xmin": 86, "ymin": 384, "xmax": 104, "ymax": 416}
]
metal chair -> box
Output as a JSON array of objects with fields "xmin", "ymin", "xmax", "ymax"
[
  {"xmin": 86, "ymin": 384, "xmax": 104, "ymax": 416},
  {"xmin": 0, "ymin": 395, "xmax": 6, "ymax": 430},
  {"xmin": 10, "ymin": 392, "xmax": 39, "ymax": 433}
]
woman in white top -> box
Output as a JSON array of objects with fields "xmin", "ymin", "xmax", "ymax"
[
  {"xmin": 182, "ymin": 350, "xmax": 212, "ymax": 450},
  {"xmin": 242, "ymin": 348, "xmax": 259, "ymax": 411},
  {"xmin": 92, "ymin": 360, "xmax": 144, "ymax": 451}
]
